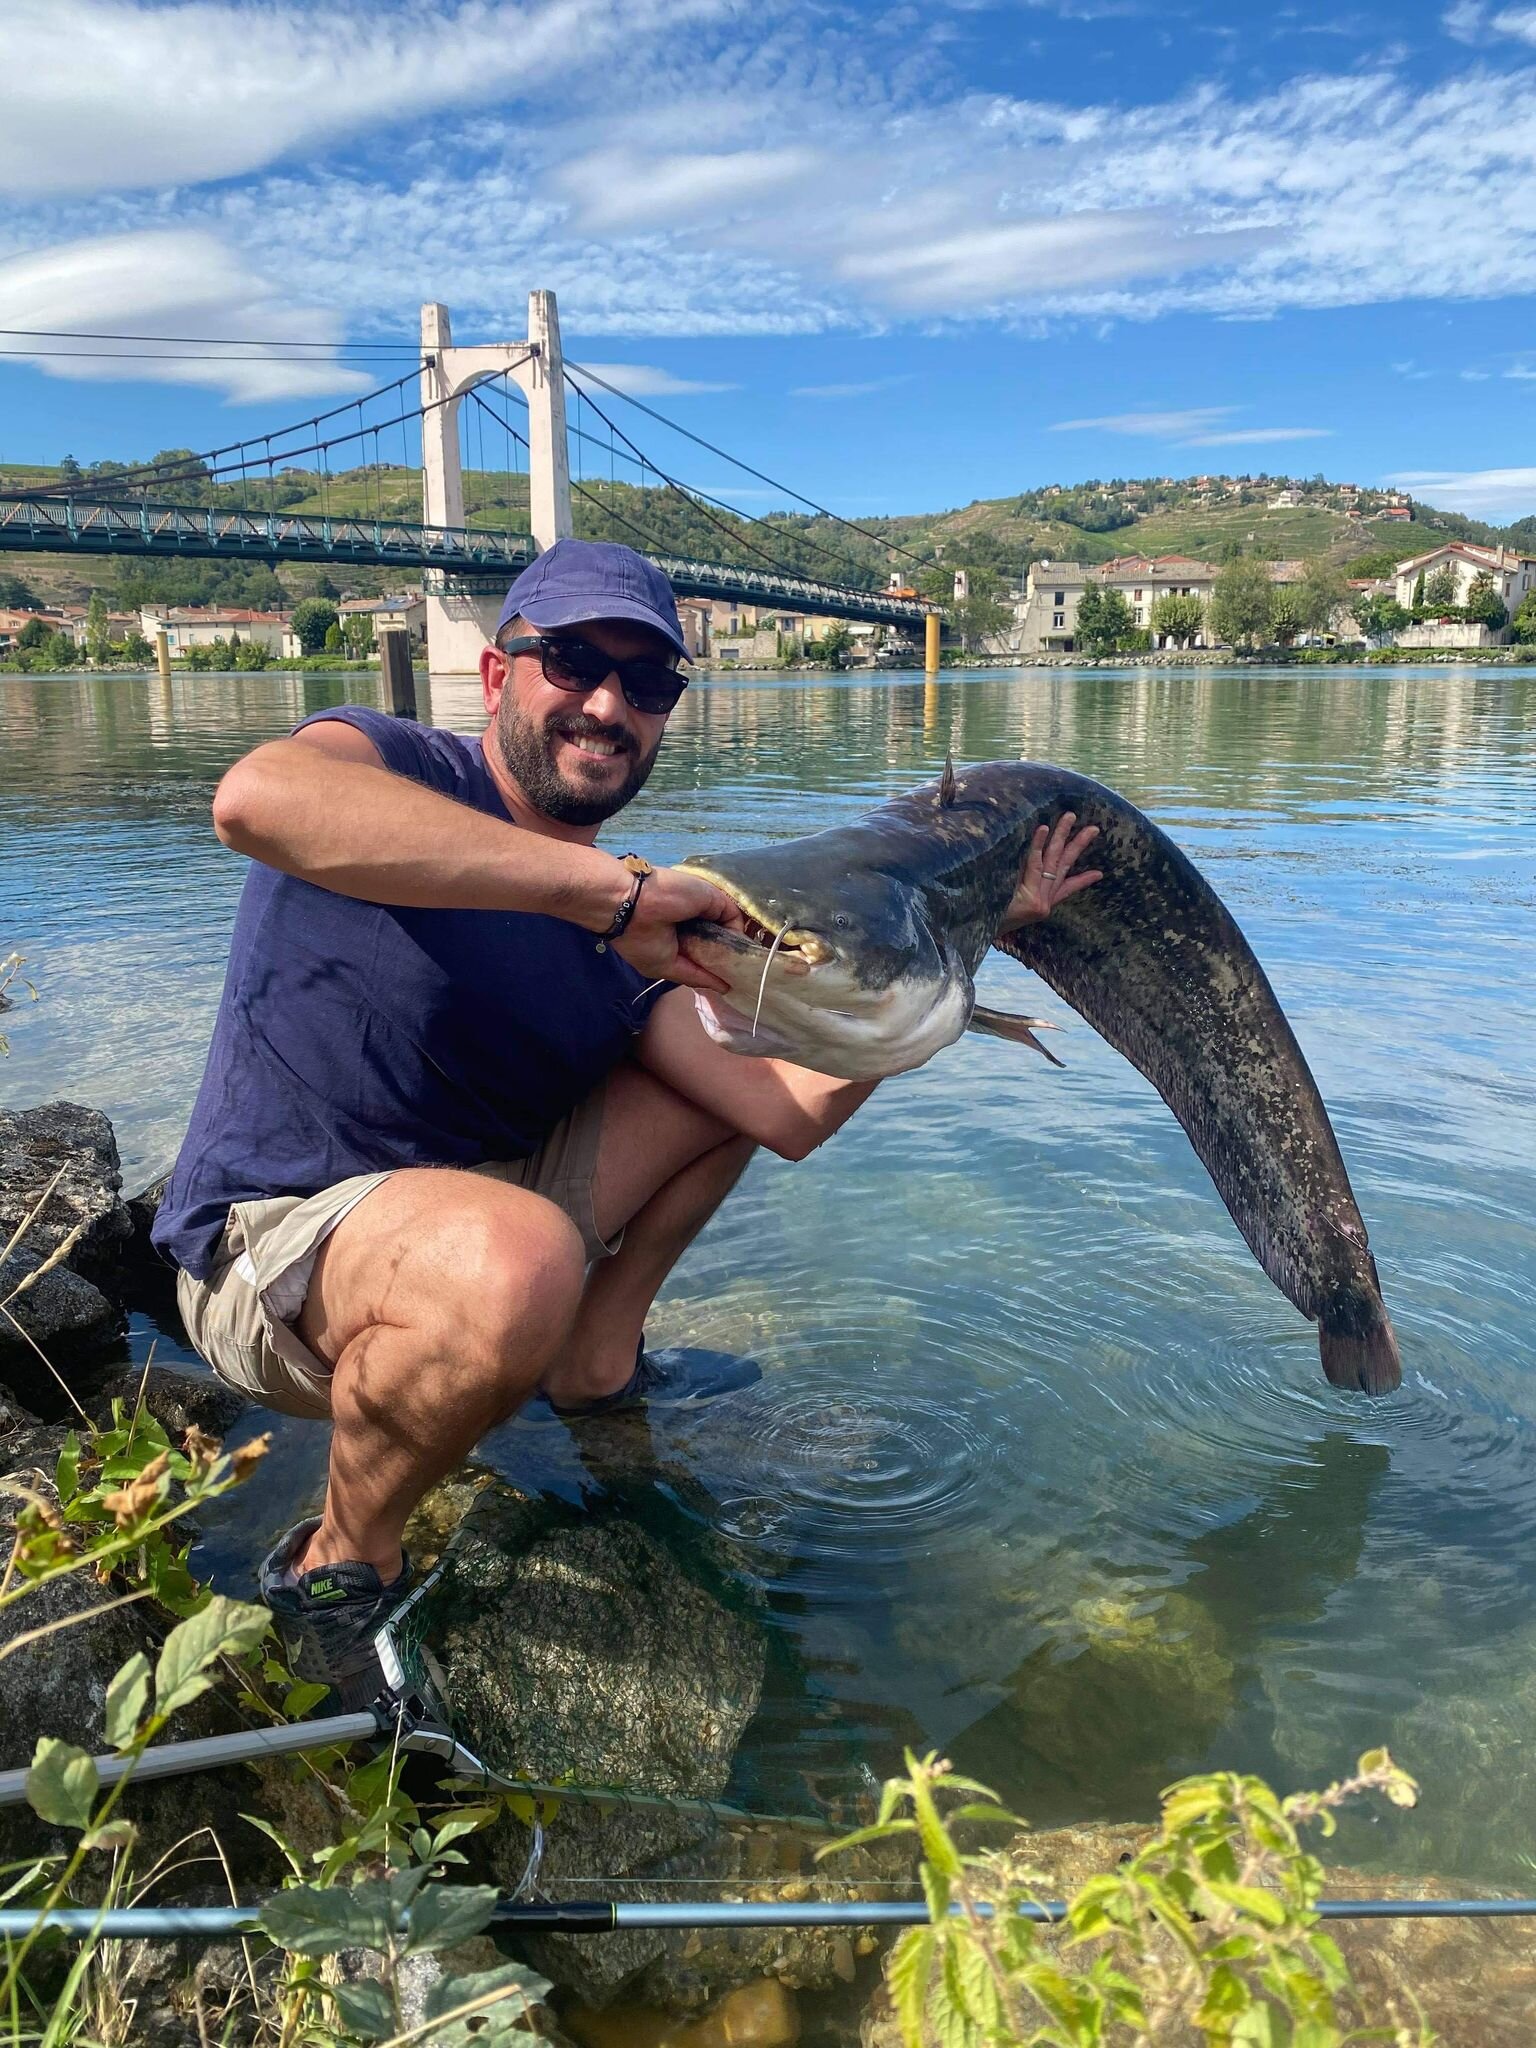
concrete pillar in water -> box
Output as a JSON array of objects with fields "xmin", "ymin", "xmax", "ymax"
[
  {"xmin": 420, "ymin": 293, "xmax": 575, "ymax": 676},
  {"xmin": 155, "ymin": 630, "xmax": 171, "ymax": 683},
  {"xmin": 379, "ymin": 628, "xmax": 417, "ymax": 720},
  {"xmin": 924, "ymin": 611, "xmax": 941, "ymax": 672}
]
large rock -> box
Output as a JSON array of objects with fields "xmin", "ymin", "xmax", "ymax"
[
  {"xmin": 0, "ymin": 1103, "xmax": 132, "ymax": 1387},
  {"xmin": 410, "ymin": 1481, "xmax": 906, "ymax": 2013}
]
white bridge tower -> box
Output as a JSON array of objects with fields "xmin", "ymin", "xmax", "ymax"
[{"xmin": 419, "ymin": 292, "xmax": 573, "ymax": 675}]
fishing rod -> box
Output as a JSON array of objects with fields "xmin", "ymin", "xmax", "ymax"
[
  {"xmin": 0, "ymin": 1568, "xmax": 828, "ymax": 1841},
  {"xmin": 7, "ymin": 1895, "xmax": 1536, "ymax": 1942}
]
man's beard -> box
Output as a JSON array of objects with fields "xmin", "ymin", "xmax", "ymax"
[{"xmin": 495, "ymin": 695, "xmax": 662, "ymax": 826}]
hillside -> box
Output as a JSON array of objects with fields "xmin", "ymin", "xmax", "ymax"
[{"xmin": 0, "ymin": 457, "xmax": 1529, "ymax": 611}]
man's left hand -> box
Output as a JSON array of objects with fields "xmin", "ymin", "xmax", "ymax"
[{"xmin": 997, "ymin": 812, "xmax": 1102, "ymax": 935}]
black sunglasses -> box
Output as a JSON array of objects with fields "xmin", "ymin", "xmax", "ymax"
[{"xmin": 502, "ymin": 633, "xmax": 689, "ymax": 716}]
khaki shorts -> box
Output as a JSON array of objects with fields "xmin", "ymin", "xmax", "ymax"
[{"xmin": 176, "ymin": 1083, "xmax": 614, "ymax": 1422}]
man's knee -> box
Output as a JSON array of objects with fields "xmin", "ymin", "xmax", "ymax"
[{"xmin": 447, "ymin": 1193, "xmax": 586, "ymax": 1359}]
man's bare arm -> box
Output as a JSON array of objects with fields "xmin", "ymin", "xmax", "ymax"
[
  {"xmin": 210, "ymin": 721, "xmax": 740, "ymax": 991},
  {"xmin": 638, "ymin": 988, "xmax": 877, "ymax": 1161}
]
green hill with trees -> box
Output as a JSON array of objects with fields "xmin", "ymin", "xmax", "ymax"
[{"xmin": 0, "ymin": 453, "xmax": 1529, "ymax": 613}]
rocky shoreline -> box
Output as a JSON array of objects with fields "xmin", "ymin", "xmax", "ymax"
[{"xmin": 3, "ymin": 1101, "xmax": 1532, "ymax": 2044}]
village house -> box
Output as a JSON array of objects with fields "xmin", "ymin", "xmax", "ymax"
[
  {"xmin": 337, "ymin": 594, "xmax": 428, "ymax": 647},
  {"xmin": 1013, "ymin": 555, "xmax": 1221, "ymax": 654},
  {"xmin": 57, "ymin": 604, "xmax": 140, "ymax": 649},
  {"xmin": 139, "ymin": 606, "xmax": 292, "ymax": 655},
  {"xmin": 1392, "ymin": 542, "xmax": 1536, "ymax": 614},
  {"xmin": 0, "ymin": 606, "xmax": 64, "ymax": 650}
]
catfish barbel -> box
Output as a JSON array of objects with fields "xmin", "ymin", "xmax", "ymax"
[{"xmin": 678, "ymin": 759, "xmax": 1401, "ymax": 1397}]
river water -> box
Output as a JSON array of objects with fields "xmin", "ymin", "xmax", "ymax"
[{"xmin": 3, "ymin": 663, "xmax": 1534, "ymax": 1883}]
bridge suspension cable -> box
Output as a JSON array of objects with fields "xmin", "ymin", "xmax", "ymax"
[
  {"xmin": 0, "ymin": 325, "xmax": 415, "ymax": 350},
  {"xmin": 548, "ymin": 373, "xmax": 882, "ymax": 590},
  {"xmin": 564, "ymin": 363, "xmax": 933, "ymax": 574}
]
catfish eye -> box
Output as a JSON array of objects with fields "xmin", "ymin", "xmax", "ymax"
[{"xmin": 833, "ymin": 914, "xmax": 852, "ymax": 931}]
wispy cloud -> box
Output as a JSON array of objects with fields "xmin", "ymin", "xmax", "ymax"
[
  {"xmin": 0, "ymin": 0, "xmax": 726, "ymax": 197},
  {"xmin": 1181, "ymin": 425, "xmax": 1332, "ymax": 445},
  {"xmin": 569, "ymin": 362, "xmax": 736, "ymax": 396},
  {"xmin": 1385, "ymin": 465, "xmax": 1536, "ymax": 517},
  {"xmin": 1051, "ymin": 407, "xmax": 1233, "ymax": 436},
  {"xmin": 1445, "ymin": 2, "xmax": 1536, "ymax": 44},
  {"xmin": 0, "ymin": 229, "xmax": 369, "ymax": 401},
  {"xmin": 792, "ymin": 376, "xmax": 913, "ymax": 398}
]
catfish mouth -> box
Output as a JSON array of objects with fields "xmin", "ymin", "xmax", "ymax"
[{"xmin": 680, "ymin": 867, "xmax": 833, "ymax": 972}]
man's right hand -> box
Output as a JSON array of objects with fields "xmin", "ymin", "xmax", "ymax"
[{"xmin": 613, "ymin": 866, "xmax": 745, "ymax": 992}]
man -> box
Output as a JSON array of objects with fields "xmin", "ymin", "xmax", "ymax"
[{"xmin": 154, "ymin": 538, "xmax": 1099, "ymax": 1711}]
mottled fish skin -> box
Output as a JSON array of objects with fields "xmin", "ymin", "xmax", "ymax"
[{"xmin": 684, "ymin": 760, "xmax": 1401, "ymax": 1396}]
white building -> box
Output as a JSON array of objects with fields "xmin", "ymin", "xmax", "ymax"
[
  {"xmin": 1393, "ymin": 542, "xmax": 1536, "ymax": 616},
  {"xmin": 140, "ymin": 606, "xmax": 292, "ymax": 654},
  {"xmin": 1015, "ymin": 555, "xmax": 1220, "ymax": 654},
  {"xmin": 337, "ymin": 595, "xmax": 427, "ymax": 647}
]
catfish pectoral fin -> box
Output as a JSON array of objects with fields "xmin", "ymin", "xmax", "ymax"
[{"xmin": 967, "ymin": 1004, "xmax": 1066, "ymax": 1068}]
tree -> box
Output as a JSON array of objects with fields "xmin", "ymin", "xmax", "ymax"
[
  {"xmin": 1412, "ymin": 569, "xmax": 1426, "ymax": 609},
  {"xmin": 1464, "ymin": 571, "xmax": 1507, "ymax": 629},
  {"xmin": 1350, "ymin": 593, "xmax": 1409, "ymax": 643},
  {"xmin": 1269, "ymin": 585, "xmax": 1304, "ymax": 646},
  {"xmin": 323, "ymin": 621, "xmax": 344, "ymax": 653},
  {"xmin": 1423, "ymin": 563, "xmax": 1459, "ymax": 612},
  {"xmin": 954, "ymin": 590, "xmax": 1010, "ymax": 653},
  {"xmin": 1148, "ymin": 592, "xmax": 1205, "ymax": 646},
  {"xmin": 16, "ymin": 617, "xmax": 51, "ymax": 650},
  {"xmin": 0, "ymin": 571, "xmax": 39, "ymax": 608},
  {"xmin": 291, "ymin": 597, "xmax": 339, "ymax": 655},
  {"xmin": 342, "ymin": 612, "xmax": 374, "ymax": 659},
  {"xmin": 1208, "ymin": 556, "xmax": 1275, "ymax": 648},
  {"xmin": 1075, "ymin": 583, "xmax": 1133, "ymax": 653},
  {"xmin": 1296, "ymin": 558, "xmax": 1348, "ymax": 638},
  {"xmin": 59, "ymin": 454, "xmax": 81, "ymax": 480},
  {"xmin": 121, "ymin": 630, "xmax": 153, "ymax": 665},
  {"xmin": 85, "ymin": 590, "xmax": 111, "ymax": 664},
  {"xmin": 1512, "ymin": 591, "xmax": 1536, "ymax": 644}
]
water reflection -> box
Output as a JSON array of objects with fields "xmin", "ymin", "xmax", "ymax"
[{"xmin": 3, "ymin": 664, "xmax": 1535, "ymax": 1882}]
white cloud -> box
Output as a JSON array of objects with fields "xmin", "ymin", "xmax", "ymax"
[
  {"xmin": 568, "ymin": 362, "xmax": 735, "ymax": 395},
  {"xmin": 1385, "ymin": 466, "xmax": 1536, "ymax": 517},
  {"xmin": 556, "ymin": 149, "xmax": 820, "ymax": 234},
  {"xmin": 1461, "ymin": 367, "xmax": 1492, "ymax": 379},
  {"xmin": 0, "ymin": 230, "xmax": 370, "ymax": 401},
  {"xmin": 1491, "ymin": 5, "xmax": 1536, "ymax": 42},
  {"xmin": 1181, "ymin": 425, "xmax": 1333, "ymax": 445},
  {"xmin": 792, "ymin": 376, "xmax": 913, "ymax": 398},
  {"xmin": 5, "ymin": 12, "xmax": 1536, "ymax": 350},
  {"xmin": 1051, "ymin": 408, "xmax": 1233, "ymax": 435},
  {"xmin": 0, "ymin": 0, "xmax": 726, "ymax": 197}
]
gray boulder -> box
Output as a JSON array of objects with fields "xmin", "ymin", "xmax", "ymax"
[
  {"xmin": 0, "ymin": 1103, "xmax": 133, "ymax": 1386},
  {"xmin": 419, "ymin": 1481, "xmax": 907, "ymax": 2016}
]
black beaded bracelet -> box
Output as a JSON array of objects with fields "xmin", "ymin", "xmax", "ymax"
[{"xmin": 595, "ymin": 853, "xmax": 654, "ymax": 953}]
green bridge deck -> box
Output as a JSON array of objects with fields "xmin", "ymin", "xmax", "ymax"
[{"xmin": 0, "ymin": 495, "xmax": 932, "ymax": 629}]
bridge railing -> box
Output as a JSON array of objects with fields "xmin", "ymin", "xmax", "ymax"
[{"xmin": 0, "ymin": 495, "xmax": 933, "ymax": 626}]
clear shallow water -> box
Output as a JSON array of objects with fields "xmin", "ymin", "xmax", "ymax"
[{"xmin": 3, "ymin": 664, "xmax": 1535, "ymax": 1882}]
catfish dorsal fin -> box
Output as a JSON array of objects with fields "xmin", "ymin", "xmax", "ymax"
[{"xmin": 938, "ymin": 754, "xmax": 957, "ymax": 807}]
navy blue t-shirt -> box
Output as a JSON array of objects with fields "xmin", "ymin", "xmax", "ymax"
[{"xmin": 154, "ymin": 706, "xmax": 664, "ymax": 1280}]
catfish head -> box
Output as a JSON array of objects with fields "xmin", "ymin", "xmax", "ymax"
[{"xmin": 678, "ymin": 828, "xmax": 975, "ymax": 1079}]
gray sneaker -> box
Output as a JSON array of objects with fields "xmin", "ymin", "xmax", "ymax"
[
  {"xmin": 258, "ymin": 1517, "xmax": 419, "ymax": 1716},
  {"xmin": 531, "ymin": 1341, "xmax": 762, "ymax": 1421}
]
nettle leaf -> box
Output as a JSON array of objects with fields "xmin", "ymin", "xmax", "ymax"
[
  {"xmin": 283, "ymin": 1680, "xmax": 330, "ymax": 1719},
  {"xmin": 431, "ymin": 1805, "xmax": 502, "ymax": 1853},
  {"xmin": 425, "ymin": 1961, "xmax": 553, "ymax": 2032},
  {"xmin": 887, "ymin": 1925, "xmax": 935, "ymax": 2048},
  {"xmin": 54, "ymin": 1432, "xmax": 80, "ymax": 1505},
  {"xmin": 104, "ymin": 1652, "xmax": 152, "ymax": 1750},
  {"xmin": 326, "ymin": 1977, "xmax": 397, "ymax": 2042},
  {"xmin": 154, "ymin": 1595, "xmax": 269, "ymax": 1718},
  {"xmin": 25, "ymin": 1738, "xmax": 99, "ymax": 1831},
  {"xmin": 259, "ymin": 1878, "xmax": 398, "ymax": 1957},
  {"xmin": 402, "ymin": 1880, "xmax": 499, "ymax": 1955}
]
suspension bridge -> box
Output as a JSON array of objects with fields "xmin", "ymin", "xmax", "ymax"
[{"xmin": 0, "ymin": 291, "xmax": 937, "ymax": 673}]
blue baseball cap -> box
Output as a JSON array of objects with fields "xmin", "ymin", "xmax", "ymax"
[{"xmin": 496, "ymin": 538, "xmax": 689, "ymax": 661}]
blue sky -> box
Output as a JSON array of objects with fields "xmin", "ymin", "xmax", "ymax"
[{"xmin": 1, "ymin": 0, "xmax": 1533, "ymax": 521}]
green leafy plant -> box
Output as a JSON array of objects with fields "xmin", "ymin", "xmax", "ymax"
[{"xmin": 822, "ymin": 1750, "xmax": 1430, "ymax": 2047}]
